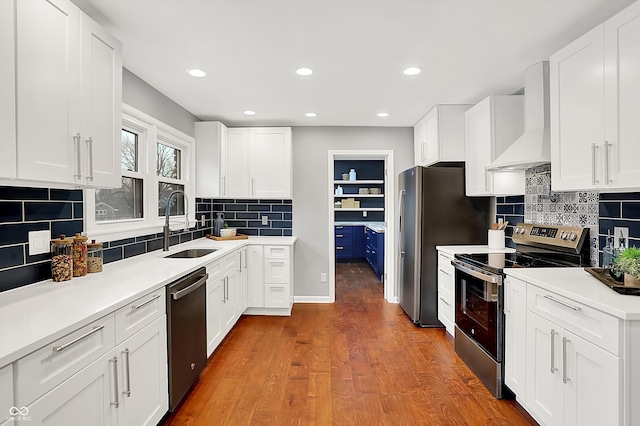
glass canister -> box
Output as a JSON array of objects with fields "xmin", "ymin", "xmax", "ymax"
[
  {"xmin": 72, "ymin": 233, "xmax": 88, "ymax": 277},
  {"xmin": 87, "ymin": 240, "xmax": 103, "ymax": 273},
  {"xmin": 51, "ymin": 235, "xmax": 73, "ymax": 282}
]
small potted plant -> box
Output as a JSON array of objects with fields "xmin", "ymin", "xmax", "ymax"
[{"xmin": 614, "ymin": 247, "xmax": 640, "ymax": 287}]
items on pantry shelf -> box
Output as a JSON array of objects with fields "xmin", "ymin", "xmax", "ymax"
[
  {"xmin": 358, "ymin": 188, "xmax": 369, "ymax": 194},
  {"xmin": 342, "ymin": 173, "xmax": 349, "ymax": 180},
  {"xmin": 335, "ymin": 185, "xmax": 343, "ymax": 195},
  {"xmin": 342, "ymin": 198, "xmax": 356, "ymax": 208},
  {"xmin": 72, "ymin": 233, "xmax": 88, "ymax": 277},
  {"xmin": 51, "ymin": 235, "xmax": 73, "ymax": 282},
  {"xmin": 349, "ymin": 169, "xmax": 357, "ymax": 181},
  {"xmin": 369, "ymin": 188, "xmax": 381, "ymax": 194},
  {"xmin": 87, "ymin": 240, "xmax": 103, "ymax": 273},
  {"xmin": 334, "ymin": 201, "xmax": 342, "ymax": 209}
]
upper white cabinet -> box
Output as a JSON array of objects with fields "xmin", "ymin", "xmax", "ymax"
[
  {"xmin": 550, "ymin": 1, "xmax": 640, "ymax": 192},
  {"xmin": 464, "ymin": 95, "xmax": 525, "ymax": 196},
  {"xmin": 220, "ymin": 127, "xmax": 292, "ymax": 198},
  {"xmin": 0, "ymin": 0, "xmax": 16, "ymax": 180},
  {"xmin": 195, "ymin": 121, "xmax": 227, "ymax": 198},
  {"xmin": 4, "ymin": 0, "xmax": 122, "ymax": 188},
  {"xmin": 414, "ymin": 105, "xmax": 470, "ymax": 167}
]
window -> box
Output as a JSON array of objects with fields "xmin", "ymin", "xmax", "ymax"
[{"xmin": 84, "ymin": 104, "xmax": 195, "ymax": 241}]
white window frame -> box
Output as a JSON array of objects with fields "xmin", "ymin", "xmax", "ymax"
[{"xmin": 84, "ymin": 103, "xmax": 196, "ymax": 241}]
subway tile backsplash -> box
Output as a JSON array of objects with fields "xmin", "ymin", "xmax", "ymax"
[
  {"xmin": 598, "ymin": 192, "xmax": 640, "ymax": 265},
  {"xmin": 0, "ymin": 185, "xmax": 215, "ymax": 292},
  {"xmin": 213, "ymin": 198, "xmax": 292, "ymax": 236}
]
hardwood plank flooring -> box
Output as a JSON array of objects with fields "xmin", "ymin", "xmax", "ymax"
[{"xmin": 164, "ymin": 261, "xmax": 536, "ymax": 425}]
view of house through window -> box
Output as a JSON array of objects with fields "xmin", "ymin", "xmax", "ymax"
[
  {"xmin": 95, "ymin": 129, "xmax": 144, "ymax": 221},
  {"xmin": 157, "ymin": 142, "xmax": 185, "ymax": 216}
]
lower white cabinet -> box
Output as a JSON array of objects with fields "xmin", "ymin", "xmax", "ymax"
[
  {"xmin": 504, "ymin": 276, "xmax": 629, "ymax": 426},
  {"xmin": 436, "ymin": 250, "xmax": 455, "ymax": 336},
  {"xmin": 244, "ymin": 244, "xmax": 295, "ymax": 314},
  {"xmin": 240, "ymin": 247, "xmax": 248, "ymax": 314},
  {"xmin": 206, "ymin": 274, "xmax": 225, "ymax": 357},
  {"xmin": 11, "ymin": 289, "xmax": 167, "ymax": 426},
  {"xmin": 247, "ymin": 245, "xmax": 265, "ymax": 308}
]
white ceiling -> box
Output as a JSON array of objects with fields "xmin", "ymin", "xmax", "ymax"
[{"xmin": 74, "ymin": 0, "xmax": 634, "ymax": 127}]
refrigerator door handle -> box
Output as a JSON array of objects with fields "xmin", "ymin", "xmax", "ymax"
[{"xmin": 398, "ymin": 190, "xmax": 406, "ymax": 256}]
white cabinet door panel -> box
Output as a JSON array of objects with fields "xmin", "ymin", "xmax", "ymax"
[
  {"xmin": 248, "ymin": 128, "xmax": 291, "ymax": 198},
  {"xmin": 413, "ymin": 117, "xmax": 426, "ymax": 166},
  {"xmin": 424, "ymin": 109, "xmax": 439, "ymax": 166},
  {"xmin": 223, "ymin": 128, "xmax": 249, "ymax": 197},
  {"xmin": 247, "ymin": 245, "xmax": 264, "ymax": 308},
  {"xmin": 504, "ymin": 278, "xmax": 527, "ymax": 396},
  {"xmin": 465, "ymin": 100, "xmax": 492, "ymax": 195},
  {"xmin": 0, "ymin": 0, "xmax": 16, "ymax": 179},
  {"xmin": 206, "ymin": 276, "xmax": 224, "ymax": 357}
]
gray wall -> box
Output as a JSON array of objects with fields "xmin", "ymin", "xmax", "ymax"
[
  {"xmin": 122, "ymin": 68, "xmax": 200, "ymax": 137},
  {"xmin": 291, "ymin": 127, "xmax": 414, "ymax": 298}
]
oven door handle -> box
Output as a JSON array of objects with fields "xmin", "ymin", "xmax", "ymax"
[{"xmin": 452, "ymin": 259, "xmax": 501, "ymax": 284}]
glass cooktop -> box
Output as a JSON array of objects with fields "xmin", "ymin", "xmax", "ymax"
[{"xmin": 454, "ymin": 252, "xmax": 577, "ymax": 275}]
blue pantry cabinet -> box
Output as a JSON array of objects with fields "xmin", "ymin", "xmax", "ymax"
[{"xmin": 335, "ymin": 225, "xmax": 384, "ymax": 281}]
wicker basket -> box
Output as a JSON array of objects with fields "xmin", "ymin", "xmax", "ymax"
[
  {"xmin": 369, "ymin": 188, "xmax": 381, "ymax": 194},
  {"xmin": 358, "ymin": 188, "xmax": 370, "ymax": 195}
]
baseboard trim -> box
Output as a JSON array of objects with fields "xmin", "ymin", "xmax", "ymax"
[{"xmin": 293, "ymin": 296, "xmax": 334, "ymax": 303}]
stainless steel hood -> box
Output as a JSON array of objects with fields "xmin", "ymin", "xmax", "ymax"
[{"xmin": 487, "ymin": 61, "xmax": 550, "ymax": 171}]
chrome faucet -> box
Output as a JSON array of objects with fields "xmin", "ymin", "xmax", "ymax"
[{"xmin": 163, "ymin": 189, "xmax": 189, "ymax": 251}]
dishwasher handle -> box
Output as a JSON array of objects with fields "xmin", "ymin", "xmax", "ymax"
[{"xmin": 170, "ymin": 273, "xmax": 208, "ymax": 300}]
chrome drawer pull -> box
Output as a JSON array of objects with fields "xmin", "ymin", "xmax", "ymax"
[
  {"xmin": 543, "ymin": 295, "xmax": 581, "ymax": 311},
  {"xmin": 562, "ymin": 337, "xmax": 570, "ymax": 384},
  {"xmin": 53, "ymin": 325, "xmax": 105, "ymax": 352},
  {"xmin": 110, "ymin": 356, "xmax": 119, "ymax": 407},
  {"xmin": 550, "ymin": 329, "xmax": 557, "ymax": 374},
  {"xmin": 439, "ymin": 297, "xmax": 450, "ymax": 307},
  {"xmin": 131, "ymin": 294, "xmax": 161, "ymax": 311},
  {"xmin": 439, "ymin": 268, "xmax": 451, "ymax": 276},
  {"xmin": 336, "ymin": 234, "xmax": 344, "ymax": 237},
  {"xmin": 122, "ymin": 349, "xmax": 131, "ymax": 397},
  {"xmin": 74, "ymin": 133, "xmax": 82, "ymax": 179},
  {"xmin": 591, "ymin": 143, "xmax": 599, "ymax": 185}
]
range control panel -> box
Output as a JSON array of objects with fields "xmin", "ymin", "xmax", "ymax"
[{"xmin": 511, "ymin": 223, "xmax": 588, "ymax": 252}]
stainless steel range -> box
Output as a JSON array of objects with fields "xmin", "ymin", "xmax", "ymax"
[{"xmin": 451, "ymin": 223, "xmax": 591, "ymax": 398}]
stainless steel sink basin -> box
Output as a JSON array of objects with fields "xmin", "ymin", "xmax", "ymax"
[{"xmin": 164, "ymin": 248, "xmax": 218, "ymax": 258}]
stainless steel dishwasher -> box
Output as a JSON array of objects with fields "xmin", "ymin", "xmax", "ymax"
[{"xmin": 166, "ymin": 267, "xmax": 208, "ymax": 411}]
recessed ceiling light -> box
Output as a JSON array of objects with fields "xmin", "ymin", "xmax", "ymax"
[
  {"xmin": 243, "ymin": 110, "xmax": 256, "ymax": 116},
  {"xmin": 377, "ymin": 112, "xmax": 389, "ymax": 117},
  {"xmin": 403, "ymin": 67, "xmax": 421, "ymax": 76},
  {"xmin": 305, "ymin": 112, "xmax": 317, "ymax": 117},
  {"xmin": 186, "ymin": 69, "xmax": 206, "ymax": 78},
  {"xmin": 295, "ymin": 67, "xmax": 313, "ymax": 76}
]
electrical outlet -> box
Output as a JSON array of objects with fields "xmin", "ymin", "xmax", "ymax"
[
  {"xmin": 28, "ymin": 230, "xmax": 51, "ymax": 255},
  {"xmin": 614, "ymin": 227, "xmax": 630, "ymax": 250},
  {"xmin": 200, "ymin": 215, "xmax": 206, "ymax": 227},
  {"xmin": 362, "ymin": 210, "xmax": 367, "ymax": 217},
  {"xmin": 320, "ymin": 273, "xmax": 327, "ymax": 282},
  {"xmin": 262, "ymin": 216, "xmax": 268, "ymax": 225}
]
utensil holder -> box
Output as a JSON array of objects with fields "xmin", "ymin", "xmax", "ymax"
[{"xmin": 488, "ymin": 229, "xmax": 505, "ymax": 249}]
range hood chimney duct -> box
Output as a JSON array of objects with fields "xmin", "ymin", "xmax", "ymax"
[{"xmin": 487, "ymin": 61, "xmax": 550, "ymax": 171}]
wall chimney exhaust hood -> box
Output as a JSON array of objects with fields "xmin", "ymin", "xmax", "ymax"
[{"xmin": 487, "ymin": 61, "xmax": 550, "ymax": 171}]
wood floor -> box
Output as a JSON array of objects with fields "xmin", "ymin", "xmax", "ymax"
[{"xmin": 164, "ymin": 261, "xmax": 537, "ymax": 425}]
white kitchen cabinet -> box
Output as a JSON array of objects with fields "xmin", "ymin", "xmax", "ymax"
[
  {"xmin": 206, "ymin": 273, "xmax": 225, "ymax": 357},
  {"xmin": 9, "ymin": 0, "xmax": 122, "ymax": 188},
  {"xmin": 220, "ymin": 127, "xmax": 249, "ymax": 198},
  {"xmin": 247, "ymin": 245, "xmax": 265, "ymax": 308},
  {"xmin": 245, "ymin": 244, "xmax": 295, "ymax": 315},
  {"xmin": 0, "ymin": 0, "xmax": 16, "ymax": 180},
  {"xmin": 414, "ymin": 105, "xmax": 470, "ymax": 167},
  {"xmin": 464, "ymin": 96, "xmax": 525, "ymax": 196},
  {"xmin": 0, "ymin": 364, "xmax": 13, "ymax": 425},
  {"xmin": 115, "ymin": 316, "xmax": 168, "ymax": 426},
  {"xmin": 240, "ymin": 247, "xmax": 248, "ymax": 314},
  {"xmin": 503, "ymin": 277, "xmax": 527, "ymax": 397},
  {"xmin": 221, "ymin": 265, "xmax": 240, "ymax": 331},
  {"xmin": 436, "ymin": 250, "xmax": 455, "ymax": 337},
  {"xmin": 550, "ymin": 1, "xmax": 640, "ymax": 192},
  {"xmin": 195, "ymin": 121, "xmax": 227, "ymax": 198},
  {"xmin": 220, "ymin": 127, "xmax": 292, "ymax": 198}
]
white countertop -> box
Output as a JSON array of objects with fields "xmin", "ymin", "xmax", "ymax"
[
  {"xmin": 0, "ymin": 236, "xmax": 296, "ymax": 367},
  {"xmin": 335, "ymin": 221, "xmax": 386, "ymax": 233},
  {"xmin": 436, "ymin": 245, "xmax": 516, "ymax": 255},
  {"xmin": 505, "ymin": 268, "xmax": 640, "ymax": 320}
]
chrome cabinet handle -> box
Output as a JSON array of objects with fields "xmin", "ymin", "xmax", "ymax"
[
  {"xmin": 225, "ymin": 277, "xmax": 229, "ymax": 302},
  {"xmin": 131, "ymin": 294, "xmax": 161, "ymax": 311},
  {"xmin": 604, "ymin": 141, "xmax": 612, "ymax": 184},
  {"xmin": 251, "ymin": 178, "xmax": 254, "ymax": 196},
  {"xmin": 562, "ymin": 337, "xmax": 570, "ymax": 383},
  {"xmin": 239, "ymin": 253, "xmax": 242, "ymax": 272},
  {"xmin": 439, "ymin": 268, "xmax": 451, "ymax": 276},
  {"xmin": 336, "ymin": 234, "xmax": 344, "ymax": 237},
  {"xmin": 221, "ymin": 177, "xmax": 226, "ymax": 196},
  {"xmin": 53, "ymin": 325, "xmax": 105, "ymax": 352},
  {"xmin": 110, "ymin": 356, "xmax": 119, "ymax": 407},
  {"xmin": 122, "ymin": 349, "xmax": 131, "ymax": 397},
  {"xmin": 439, "ymin": 297, "xmax": 450, "ymax": 307},
  {"xmin": 336, "ymin": 246, "xmax": 344, "ymax": 250},
  {"xmin": 591, "ymin": 143, "xmax": 599, "ymax": 185},
  {"xmin": 485, "ymin": 171, "xmax": 490, "ymax": 192},
  {"xmin": 86, "ymin": 137, "xmax": 94, "ymax": 181},
  {"xmin": 550, "ymin": 329, "xmax": 557, "ymax": 373},
  {"xmin": 74, "ymin": 133, "xmax": 82, "ymax": 179},
  {"xmin": 543, "ymin": 294, "xmax": 581, "ymax": 311}
]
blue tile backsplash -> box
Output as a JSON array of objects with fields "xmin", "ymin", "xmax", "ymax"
[
  {"xmin": 213, "ymin": 198, "xmax": 293, "ymax": 236},
  {"xmin": 0, "ymin": 185, "xmax": 216, "ymax": 292},
  {"xmin": 598, "ymin": 192, "xmax": 640, "ymax": 265}
]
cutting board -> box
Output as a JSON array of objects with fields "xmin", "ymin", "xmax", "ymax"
[{"xmin": 206, "ymin": 234, "xmax": 249, "ymax": 241}]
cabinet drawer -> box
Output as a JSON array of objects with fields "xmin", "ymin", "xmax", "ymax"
[
  {"xmin": 335, "ymin": 244, "xmax": 353, "ymax": 258},
  {"xmin": 222, "ymin": 251, "xmax": 239, "ymax": 271},
  {"xmin": 335, "ymin": 233, "xmax": 353, "ymax": 244},
  {"xmin": 265, "ymin": 284, "xmax": 290, "ymax": 308},
  {"xmin": 438, "ymin": 252, "xmax": 454, "ymax": 272},
  {"xmin": 0, "ymin": 364, "xmax": 12, "ymax": 422},
  {"xmin": 14, "ymin": 314, "xmax": 116, "ymax": 406},
  {"xmin": 527, "ymin": 285, "xmax": 620, "ymax": 355},
  {"xmin": 264, "ymin": 245, "xmax": 289, "ymax": 259},
  {"xmin": 115, "ymin": 288, "xmax": 165, "ymax": 344},
  {"xmin": 264, "ymin": 259, "xmax": 290, "ymax": 283},
  {"xmin": 334, "ymin": 225, "xmax": 353, "ymax": 235}
]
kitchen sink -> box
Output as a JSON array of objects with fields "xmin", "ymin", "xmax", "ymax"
[{"xmin": 164, "ymin": 248, "xmax": 218, "ymax": 258}]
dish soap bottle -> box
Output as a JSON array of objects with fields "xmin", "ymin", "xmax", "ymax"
[
  {"xmin": 349, "ymin": 168, "xmax": 356, "ymax": 181},
  {"xmin": 603, "ymin": 229, "xmax": 614, "ymax": 270},
  {"xmin": 214, "ymin": 213, "xmax": 224, "ymax": 237}
]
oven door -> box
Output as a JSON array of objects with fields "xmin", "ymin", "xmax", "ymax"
[{"xmin": 452, "ymin": 260, "xmax": 503, "ymax": 361}]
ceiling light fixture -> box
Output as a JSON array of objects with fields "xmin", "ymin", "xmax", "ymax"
[
  {"xmin": 243, "ymin": 110, "xmax": 256, "ymax": 116},
  {"xmin": 305, "ymin": 112, "xmax": 317, "ymax": 117},
  {"xmin": 377, "ymin": 112, "xmax": 389, "ymax": 117},
  {"xmin": 186, "ymin": 68, "xmax": 207, "ymax": 78},
  {"xmin": 403, "ymin": 67, "xmax": 421, "ymax": 76},
  {"xmin": 295, "ymin": 67, "xmax": 313, "ymax": 76}
]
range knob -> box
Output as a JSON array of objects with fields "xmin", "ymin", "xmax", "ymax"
[
  {"xmin": 519, "ymin": 227, "xmax": 526, "ymax": 235},
  {"xmin": 560, "ymin": 232, "xmax": 567, "ymax": 240},
  {"xmin": 569, "ymin": 232, "xmax": 577, "ymax": 241}
]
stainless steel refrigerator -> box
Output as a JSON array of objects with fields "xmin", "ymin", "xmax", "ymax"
[{"xmin": 398, "ymin": 164, "xmax": 491, "ymax": 326}]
